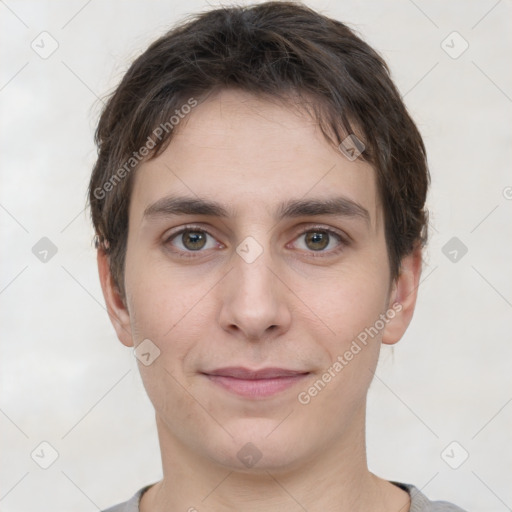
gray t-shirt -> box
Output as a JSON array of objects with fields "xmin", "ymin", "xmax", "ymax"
[{"xmin": 101, "ymin": 481, "xmax": 467, "ymax": 511}]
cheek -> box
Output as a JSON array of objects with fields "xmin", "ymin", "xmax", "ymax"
[
  {"xmin": 126, "ymin": 251, "xmax": 185, "ymax": 334},
  {"xmin": 124, "ymin": 262, "xmax": 212, "ymax": 418},
  {"xmin": 292, "ymin": 256, "xmax": 390, "ymax": 406},
  {"xmin": 124, "ymin": 256, "xmax": 216, "ymax": 368},
  {"xmin": 297, "ymin": 259, "xmax": 390, "ymax": 341},
  {"xmin": 296, "ymin": 273, "xmax": 387, "ymax": 422}
]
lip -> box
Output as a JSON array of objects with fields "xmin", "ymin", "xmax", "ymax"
[
  {"xmin": 202, "ymin": 367, "xmax": 310, "ymax": 398},
  {"xmin": 205, "ymin": 367, "xmax": 308, "ymax": 379}
]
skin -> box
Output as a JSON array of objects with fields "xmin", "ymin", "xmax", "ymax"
[{"xmin": 98, "ymin": 89, "xmax": 422, "ymax": 512}]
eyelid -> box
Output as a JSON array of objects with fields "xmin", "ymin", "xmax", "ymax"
[
  {"xmin": 294, "ymin": 223, "xmax": 349, "ymax": 243},
  {"xmin": 164, "ymin": 223, "xmax": 217, "ymax": 243}
]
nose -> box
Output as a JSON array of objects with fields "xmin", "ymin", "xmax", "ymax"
[{"xmin": 218, "ymin": 244, "xmax": 292, "ymax": 342}]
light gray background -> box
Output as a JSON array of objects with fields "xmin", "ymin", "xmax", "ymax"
[{"xmin": 1, "ymin": 1, "xmax": 511, "ymax": 511}]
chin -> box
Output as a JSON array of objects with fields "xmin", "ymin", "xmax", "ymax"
[{"xmin": 204, "ymin": 422, "xmax": 311, "ymax": 473}]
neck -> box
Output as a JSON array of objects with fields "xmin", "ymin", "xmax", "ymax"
[{"xmin": 141, "ymin": 405, "xmax": 409, "ymax": 512}]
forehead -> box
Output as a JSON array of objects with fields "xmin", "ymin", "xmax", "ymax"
[{"xmin": 130, "ymin": 89, "xmax": 381, "ymax": 229}]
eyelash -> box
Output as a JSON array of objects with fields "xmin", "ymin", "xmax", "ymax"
[{"xmin": 163, "ymin": 224, "xmax": 348, "ymax": 259}]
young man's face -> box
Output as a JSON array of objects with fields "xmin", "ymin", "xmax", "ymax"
[{"xmin": 100, "ymin": 89, "xmax": 419, "ymax": 472}]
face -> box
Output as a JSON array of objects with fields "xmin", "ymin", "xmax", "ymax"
[{"xmin": 100, "ymin": 89, "xmax": 420, "ymax": 473}]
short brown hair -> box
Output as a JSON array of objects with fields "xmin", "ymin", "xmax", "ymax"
[{"xmin": 88, "ymin": 1, "xmax": 429, "ymax": 300}]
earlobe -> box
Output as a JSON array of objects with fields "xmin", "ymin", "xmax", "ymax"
[
  {"xmin": 382, "ymin": 245, "xmax": 423, "ymax": 345},
  {"xmin": 97, "ymin": 248, "xmax": 134, "ymax": 347}
]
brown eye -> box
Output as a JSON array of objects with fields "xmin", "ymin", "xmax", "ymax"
[
  {"xmin": 304, "ymin": 231, "xmax": 330, "ymax": 251},
  {"xmin": 181, "ymin": 230, "xmax": 207, "ymax": 250},
  {"xmin": 291, "ymin": 227, "xmax": 345, "ymax": 255},
  {"xmin": 166, "ymin": 228, "xmax": 218, "ymax": 254}
]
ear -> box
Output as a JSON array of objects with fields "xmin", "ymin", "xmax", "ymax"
[
  {"xmin": 382, "ymin": 245, "xmax": 423, "ymax": 345},
  {"xmin": 97, "ymin": 247, "xmax": 134, "ymax": 347}
]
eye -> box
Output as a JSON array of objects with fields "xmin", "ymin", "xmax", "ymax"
[
  {"xmin": 291, "ymin": 227, "xmax": 345, "ymax": 254},
  {"xmin": 165, "ymin": 227, "xmax": 220, "ymax": 254}
]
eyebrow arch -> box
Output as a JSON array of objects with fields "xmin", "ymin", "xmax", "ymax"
[
  {"xmin": 143, "ymin": 196, "xmax": 233, "ymax": 219},
  {"xmin": 143, "ymin": 195, "xmax": 370, "ymax": 224},
  {"xmin": 276, "ymin": 197, "xmax": 370, "ymax": 224}
]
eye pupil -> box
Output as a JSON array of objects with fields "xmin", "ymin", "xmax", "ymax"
[
  {"xmin": 305, "ymin": 231, "xmax": 329, "ymax": 251},
  {"xmin": 183, "ymin": 231, "xmax": 206, "ymax": 250}
]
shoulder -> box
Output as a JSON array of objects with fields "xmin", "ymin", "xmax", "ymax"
[
  {"xmin": 393, "ymin": 481, "xmax": 468, "ymax": 512},
  {"xmin": 100, "ymin": 484, "xmax": 152, "ymax": 512}
]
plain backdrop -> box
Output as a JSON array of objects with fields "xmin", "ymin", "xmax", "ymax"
[{"xmin": 0, "ymin": 1, "xmax": 511, "ymax": 511}]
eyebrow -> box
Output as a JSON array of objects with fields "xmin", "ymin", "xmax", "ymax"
[{"xmin": 143, "ymin": 195, "xmax": 370, "ymax": 224}]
